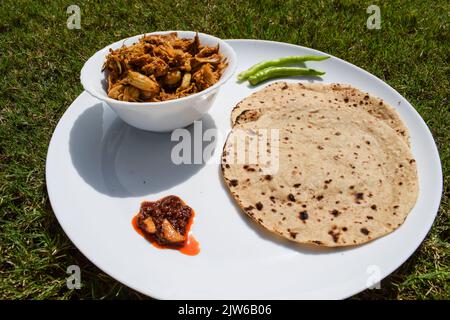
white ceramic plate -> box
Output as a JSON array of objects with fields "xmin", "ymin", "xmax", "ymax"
[{"xmin": 46, "ymin": 40, "xmax": 442, "ymax": 299}]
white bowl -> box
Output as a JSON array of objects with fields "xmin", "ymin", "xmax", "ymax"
[{"xmin": 80, "ymin": 31, "xmax": 237, "ymax": 132}]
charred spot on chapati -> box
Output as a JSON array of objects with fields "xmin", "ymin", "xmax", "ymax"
[
  {"xmin": 330, "ymin": 209, "xmax": 341, "ymax": 217},
  {"xmin": 229, "ymin": 179, "xmax": 239, "ymax": 187},
  {"xmin": 355, "ymin": 192, "xmax": 364, "ymax": 201},
  {"xmin": 328, "ymin": 229, "xmax": 340, "ymax": 243},
  {"xmin": 360, "ymin": 227, "xmax": 370, "ymax": 235},
  {"xmin": 299, "ymin": 211, "xmax": 309, "ymax": 221}
]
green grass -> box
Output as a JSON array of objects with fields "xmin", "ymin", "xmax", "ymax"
[{"xmin": 0, "ymin": 0, "xmax": 449, "ymax": 299}]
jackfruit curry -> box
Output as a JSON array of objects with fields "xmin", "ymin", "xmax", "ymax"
[{"xmin": 103, "ymin": 32, "xmax": 227, "ymax": 102}]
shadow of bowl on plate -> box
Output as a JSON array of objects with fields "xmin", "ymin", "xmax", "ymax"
[
  {"xmin": 69, "ymin": 103, "xmax": 217, "ymax": 198},
  {"xmin": 218, "ymin": 166, "xmax": 357, "ymax": 256}
]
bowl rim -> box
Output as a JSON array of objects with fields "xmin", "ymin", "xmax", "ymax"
[{"xmin": 80, "ymin": 30, "xmax": 237, "ymax": 108}]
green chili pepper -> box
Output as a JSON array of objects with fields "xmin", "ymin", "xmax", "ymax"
[
  {"xmin": 237, "ymin": 55, "xmax": 329, "ymax": 81},
  {"xmin": 247, "ymin": 67, "xmax": 325, "ymax": 86}
]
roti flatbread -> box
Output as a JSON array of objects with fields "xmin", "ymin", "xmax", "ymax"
[
  {"xmin": 231, "ymin": 82, "xmax": 410, "ymax": 145},
  {"xmin": 222, "ymin": 83, "xmax": 418, "ymax": 247}
]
